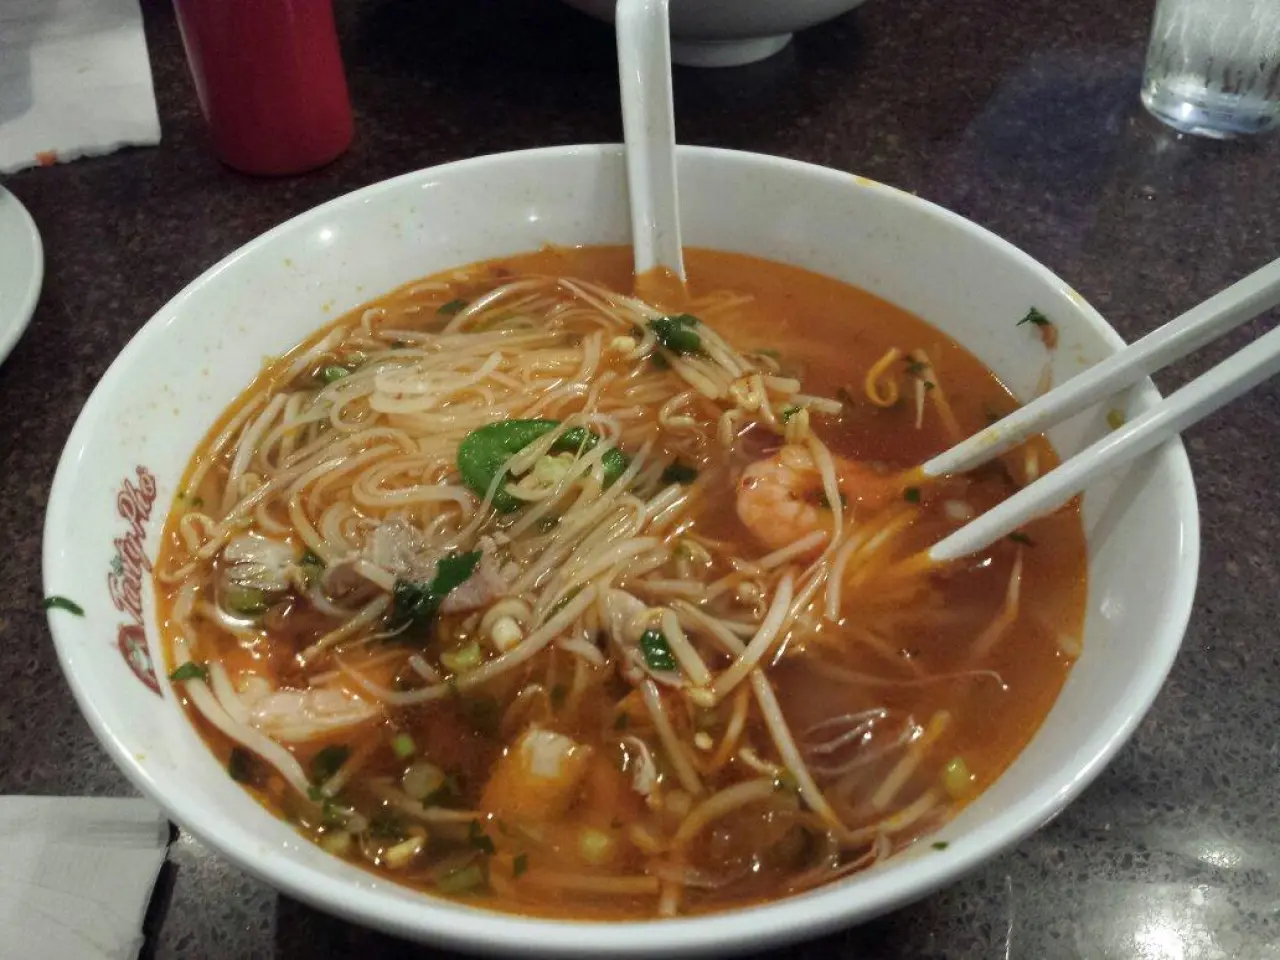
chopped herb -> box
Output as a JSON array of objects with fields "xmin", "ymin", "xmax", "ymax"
[
  {"xmin": 512, "ymin": 853, "xmax": 529, "ymax": 878},
  {"xmin": 1107, "ymin": 409, "xmax": 1126, "ymax": 431},
  {"xmin": 392, "ymin": 551, "xmax": 483, "ymax": 636},
  {"xmin": 168, "ymin": 661, "xmax": 208, "ymax": 682},
  {"xmin": 650, "ymin": 352, "xmax": 671, "ymax": 370},
  {"xmin": 391, "ymin": 733, "xmax": 416, "ymax": 759},
  {"xmin": 468, "ymin": 820, "xmax": 496, "ymax": 856},
  {"xmin": 438, "ymin": 298, "xmax": 469, "ymax": 315},
  {"xmin": 300, "ymin": 548, "xmax": 324, "ymax": 568},
  {"xmin": 42, "ymin": 596, "xmax": 84, "ymax": 616},
  {"xmin": 904, "ymin": 486, "xmax": 921, "ymax": 504},
  {"xmin": 550, "ymin": 684, "xmax": 567, "ymax": 709},
  {"xmin": 613, "ymin": 713, "xmax": 630, "ymax": 731},
  {"xmin": 311, "ymin": 744, "xmax": 350, "ymax": 782},
  {"xmin": 223, "ymin": 584, "xmax": 270, "ymax": 616},
  {"xmin": 457, "ymin": 419, "xmax": 629, "ymax": 513},
  {"xmin": 437, "ymin": 862, "xmax": 487, "ymax": 894},
  {"xmin": 639, "ymin": 629, "xmax": 678, "ymax": 672},
  {"xmin": 781, "ymin": 406, "xmax": 801, "ymax": 423},
  {"xmin": 932, "ymin": 841, "xmax": 949, "ymax": 850},
  {"xmin": 1008, "ymin": 532, "xmax": 1035, "ymax": 546},
  {"xmin": 1017, "ymin": 308, "xmax": 1050, "ymax": 328},
  {"xmin": 649, "ymin": 313, "xmax": 703, "ymax": 355},
  {"xmin": 306, "ymin": 786, "xmax": 343, "ymax": 825},
  {"xmin": 368, "ymin": 812, "xmax": 406, "ymax": 840},
  {"xmin": 905, "ymin": 358, "xmax": 928, "ymax": 377},
  {"xmin": 110, "ymin": 554, "xmax": 124, "ymax": 574},
  {"xmin": 319, "ymin": 365, "xmax": 351, "ymax": 384},
  {"xmin": 661, "ymin": 461, "xmax": 698, "ymax": 485},
  {"xmin": 440, "ymin": 641, "xmax": 483, "ymax": 674},
  {"xmin": 228, "ymin": 748, "xmax": 262, "ymax": 786}
]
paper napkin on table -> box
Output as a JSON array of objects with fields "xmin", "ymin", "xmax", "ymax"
[
  {"xmin": 0, "ymin": 797, "xmax": 170, "ymax": 960},
  {"xmin": 0, "ymin": 0, "xmax": 161, "ymax": 174}
]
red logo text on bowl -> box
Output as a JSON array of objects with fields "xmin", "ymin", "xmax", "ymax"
[{"xmin": 108, "ymin": 466, "xmax": 161, "ymax": 696}]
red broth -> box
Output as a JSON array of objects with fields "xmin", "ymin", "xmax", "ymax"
[{"xmin": 155, "ymin": 246, "xmax": 1085, "ymax": 919}]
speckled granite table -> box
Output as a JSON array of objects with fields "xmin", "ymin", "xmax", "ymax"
[{"xmin": 4, "ymin": 0, "xmax": 1279, "ymax": 957}]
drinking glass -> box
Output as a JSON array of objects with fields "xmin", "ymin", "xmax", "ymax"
[{"xmin": 1141, "ymin": 0, "xmax": 1280, "ymax": 138}]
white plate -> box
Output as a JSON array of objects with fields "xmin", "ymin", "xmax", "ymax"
[{"xmin": 0, "ymin": 186, "xmax": 43, "ymax": 365}]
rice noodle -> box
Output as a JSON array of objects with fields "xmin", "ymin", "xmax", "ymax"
[{"xmin": 151, "ymin": 259, "xmax": 1072, "ymax": 915}]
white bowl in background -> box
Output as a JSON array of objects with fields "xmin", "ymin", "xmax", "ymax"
[
  {"xmin": 43, "ymin": 145, "xmax": 1198, "ymax": 956},
  {"xmin": 559, "ymin": 0, "xmax": 869, "ymax": 67}
]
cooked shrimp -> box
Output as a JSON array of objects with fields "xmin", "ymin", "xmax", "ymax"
[
  {"xmin": 736, "ymin": 446, "xmax": 899, "ymax": 552},
  {"xmin": 237, "ymin": 675, "xmax": 380, "ymax": 742}
]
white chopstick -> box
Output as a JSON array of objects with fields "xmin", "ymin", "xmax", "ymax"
[
  {"xmin": 617, "ymin": 0, "xmax": 685, "ymax": 283},
  {"xmin": 928, "ymin": 256, "xmax": 1280, "ymax": 563}
]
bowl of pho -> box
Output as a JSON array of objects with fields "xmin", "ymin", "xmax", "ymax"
[{"xmin": 43, "ymin": 144, "xmax": 1197, "ymax": 955}]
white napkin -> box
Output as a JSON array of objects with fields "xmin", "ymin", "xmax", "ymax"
[
  {"xmin": 0, "ymin": 797, "xmax": 170, "ymax": 960},
  {"xmin": 0, "ymin": 0, "xmax": 161, "ymax": 174}
]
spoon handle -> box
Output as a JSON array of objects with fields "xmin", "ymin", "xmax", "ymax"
[{"xmin": 617, "ymin": 0, "xmax": 685, "ymax": 283}]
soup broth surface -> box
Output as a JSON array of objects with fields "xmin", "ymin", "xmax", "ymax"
[{"xmin": 156, "ymin": 246, "xmax": 1086, "ymax": 919}]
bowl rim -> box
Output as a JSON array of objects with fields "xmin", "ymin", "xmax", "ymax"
[{"xmin": 42, "ymin": 143, "xmax": 1200, "ymax": 956}]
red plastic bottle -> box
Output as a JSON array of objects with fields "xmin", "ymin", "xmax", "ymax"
[{"xmin": 173, "ymin": 0, "xmax": 354, "ymax": 176}]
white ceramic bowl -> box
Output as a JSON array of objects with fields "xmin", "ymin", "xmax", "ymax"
[
  {"xmin": 43, "ymin": 145, "xmax": 1198, "ymax": 956},
  {"xmin": 559, "ymin": 0, "xmax": 869, "ymax": 67}
]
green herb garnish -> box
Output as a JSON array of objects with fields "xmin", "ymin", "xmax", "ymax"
[
  {"xmin": 438, "ymin": 298, "xmax": 469, "ymax": 315},
  {"xmin": 661, "ymin": 461, "xmax": 698, "ymax": 485},
  {"xmin": 781, "ymin": 406, "xmax": 801, "ymax": 422},
  {"xmin": 468, "ymin": 820, "xmax": 496, "ymax": 856},
  {"xmin": 457, "ymin": 419, "xmax": 629, "ymax": 513},
  {"xmin": 649, "ymin": 313, "xmax": 702, "ymax": 355},
  {"xmin": 437, "ymin": 862, "xmax": 487, "ymax": 894},
  {"xmin": 650, "ymin": 352, "xmax": 671, "ymax": 370},
  {"xmin": 1017, "ymin": 308, "xmax": 1050, "ymax": 328},
  {"xmin": 319, "ymin": 365, "xmax": 351, "ymax": 384},
  {"xmin": 904, "ymin": 486, "xmax": 921, "ymax": 504},
  {"xmin": 392, "ymin": 551, "xmax": 483, "ymax": 636},
  {"xmin": 228, "ymin": 747, "xmax": 262, "ymax": 786},
  {"xmin": 640, "ymin": 629, "xmax": 678, "ymax": 672},
  {"xmin": 168, "ymin": 661, "xmax": 208, "ymax": 682},
  {"xmin": 311, "ymin": 744, "xmax": 350, "ymax": 782},
  {"xmin": 368, "ymin": 812, "xmax": 406, "ymax": 840},
  {"xmin": 1008, "ymin": 532, "xmax": 1035, "ymax": 546},
  {"xmin": 1107, "ymin": 409, "xmax": 1126, "ymax": 431},
  {"xmin": 43, "ymin": 596, "xmax": 84, "ymax": 616},
  {"xmin": 932, "ymin": 841, "xmax": 949, "ymax": 850},
  {"xmin": 391, "ymin": 733, "xmax": 416, "ymax": 759}
]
